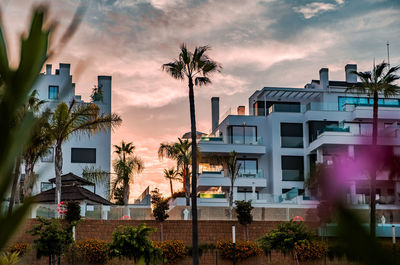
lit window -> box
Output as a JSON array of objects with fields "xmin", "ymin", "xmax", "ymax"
[{"xmin": 48, "ymin": 86, "xmax": 59, "ymax": 99}]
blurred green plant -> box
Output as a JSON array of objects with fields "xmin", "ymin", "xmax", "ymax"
[
  {"xmin": 0, "ymin": 252, "xmax": 20, "ymax": 265},
  {"xmin": 65, "ymin": 201, "xmax": 81, "ymax": 224},
  {"xmin": 0, "ymin": 6, "xmax": 51, "ymax": 250},
  {"xmin": 234, "ymin": 200, "xmax": 253, "ymax": 240}
]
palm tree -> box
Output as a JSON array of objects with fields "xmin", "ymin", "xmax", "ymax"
[
  {"xmin": 163, "ymin": 168, "xmax": 179, "ymax": 197},
  {"xmin": 22, "ymin": 108, "xmax": 54, "ymax": 199},
  {"xmin": 50, "ymin": 100, "xmax": 121, "ymax": 206},
  {"xmin": 158, "ymin": 138, "xmax": 192, "ymax": 205},
  {"xmin": 111, "ymin": 141, "xmax": 144, "ymax": 205},
  {"xmin": 351, "ymin": 61, "xmax": 400, "ymax": 238},
  {"xmin": 209, "ymin": 151, "xmax": 241, "ymax": 220},
  {"xmin": 162, "ymin": 44, "xmax": 221, "ymax": 265},
  {"xmin": 8, "ymin": 90, "xmax": 47, "ymax": 212}
]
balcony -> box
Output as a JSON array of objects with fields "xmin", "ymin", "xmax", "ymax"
[
  {"xmin": 281, "ymin": 136, "xmax": 303, "ymax": 148},
  {"xmin": 199, "ymin": 136, "xmax": 266, "ymax": 154},
  {"xmin": 198, "ymin": 170, "xmax": 267, "ymax": 188}
]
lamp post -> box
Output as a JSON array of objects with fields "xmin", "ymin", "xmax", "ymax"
[{"xmin": 232, "ymin": 225, "xmax": 236, "ymax": 265}]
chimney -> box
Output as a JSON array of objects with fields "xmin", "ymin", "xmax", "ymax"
[
  {"xmin": 237, "ymin": 106, "xmax": 245, "ymax": 115},
  {"xmin": 345, "ymin": 64, "xmax": 357, "ymax": 83},
  {"xmin": 46, "ymin": 64, "xmax": 52, "ymax": 75},
  {"xmin": 59, "ymin": 63, "xmax": 70, "ymax": 76},
  {"xmin": 211, "ymin": 97, "xmax": 219, "ymax": 133},
  {"xmin": 319, "ymin": 68, "xmax": 329, "ymax": 89}
]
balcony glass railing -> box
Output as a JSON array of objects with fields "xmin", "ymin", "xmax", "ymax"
[
  {"xmin": 268, "ymin": 103, "xmax": 303, "ymax": 114},
  {"xmin": 200, "ymin": 136, "xmax": 223, "ymax": 142},
  {"xmin": 281, "ymin": 136, "xmax": 303, "ymax": 148},
  {"xmin": 282, "ymin": 169, "xmax": 304, "ymax": 181},
  {"xmin": 227, "ymin": 136, "xmax": 263, "ymax": 145},
  {"xmin": 317, "ymin": 125, "xmax": 350, "ymax": 135},
  {"xmin": 238, "ymin": 169, "xmax": 264, "ymax": 178}
]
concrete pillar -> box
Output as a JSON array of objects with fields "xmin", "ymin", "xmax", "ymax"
[
  {"xmin": 31, "ymin": 204, "xmax": 39, "ymax": 218},
  {"xmin": 345, "ymin": 64, "xmax": 357, "ymax": 83},
  {"xmin": 80, "ymin": 201, "xmax": 87, "ymax": 217},
  {"xmin": 101, "ymin": 205, "xmax": 110, "ymax": 220},
  {"xmin": 348, "ymin": 145, "xmax": 355, "ymax": 159},
  {"xmin": 317, "ymin": 148, "xmax": 323, "ymax": 163},
  {"xmin": 319, "ymin": 68, "xmax": 329, "ymax": 90},
  {"xmin": 252, "ymin": 182, "xmax": 256, "ymax": 201},
  {"xmin": 232, "ymin": 187, "xmax": 238, "ymax": 202}
]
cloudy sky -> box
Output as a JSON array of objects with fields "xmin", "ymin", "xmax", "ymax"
[{"xmin": 3, "ymin": 0, "xmax": 400, "ymax": 200}]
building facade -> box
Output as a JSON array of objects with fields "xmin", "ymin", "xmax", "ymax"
[
  {"xmin": 198, "ymin": 64, "xmax": 400, "ymax": 207},
  {"xmin": 25, "ymin": 63, "xmax": 112, "ymax": 199}
]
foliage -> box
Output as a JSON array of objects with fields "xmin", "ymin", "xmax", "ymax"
[
  {"xmin": 7, "ymin": 243, "xmax": 29, "ymax": 257},
  {"xmin": 163, "ymin": 168, "xmax": 179, "ymax": 197},
  {"xmin": 29, "ymin": 217, "xmax": 73, "ymax": 259},
  {"xmin": 0, "ymin": 6, "xmax": 51, "ymax": 250},
  {"xmin": 171, "ymin": 191, "xmax": 186, "ymax": 198},
  {"xmin": 65, "ymin": 201, "xmax": 81, "ymax": 224},
  {"xmin": 75, "ymin": 239, "xmax": 109, "ymax": 264},
  {"xmin": 257, "ymin": 221, "xmax": 314, "ymax": 256},
  {"xmin": 154, "ymin": 240, "xmax": 187, "ymax": 264},
  {"xmin": 151, "ymin": 188, "xmax": 170, "ymax": 222},
  {"xmin": 216, "ymin": 240, "xmax": 261, "ymax": 260},
  {"xmin": 112, "ymin": 141, "xmax": 144, "ymax": 205},
  {"xmin": 294, "ymin": 241, "xmax": 327, "ymax": 261},
  {"xmin": 112, "ymin": 186, "xmax": 124, "ymax": 205},
  {"xmin": 235, "ymin": 200, "xmax": 253, "ymax": 225},
  {"xmin": 108, "ymin": 224, "xmax": 162, "ymax": 264},
  {"xmin": 0, "ymin": 252, "xmax": 20, "ymax": 265},
  {"xmin": 90, "ymin": 84, "xmax": 103, "ymax": 102}
]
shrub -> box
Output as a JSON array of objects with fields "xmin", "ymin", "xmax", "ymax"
[
  {"xmin": 258, "ymin": 221, "xmax": 314, "ymax": 256},
  {"xmin": 7, "ymin": 243, "xmax": 29, "ymax": 256},
  {"xmin": 108, "ymin": 224, "xmax": 162, "ymax": 264},
  {"xmin": 235, "ymin": 200, "xmax": 253, "ymax": 225},
  {"xmin": 0, "ymin": 252, "xmax": 20, "ymax": 265},
  {"xmin": 151, "ymin": 189, "xmax": 169, "ymax": 222},
  {"xmin": 154, "ymin": 240, "xmax": 187, "ymax": 264},
  {"xmin": 216, "ymin": 241, "xmax": 262, "ymax": 260},
  {"xmin": 75, "ymin": 239, "xmax": 109, "ymax": 264},
  {"xmin": 65, "ymin": 201, "xmax": 81, "ymax": 224},
  {"xmin": 294, "ymin": 241, "xmax": 327, "ymax": 261},
  {"xmin": 171, "ymin": 191, "xmax": 185, "ymax": 199},
  {"xmin": 29, "ymin": 217, "xmax": 73, "ymax": 261}
]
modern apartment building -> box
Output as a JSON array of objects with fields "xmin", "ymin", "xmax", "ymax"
[
  {"xmin": 198, "ymin": 64, "xmax": 400, "ymax": 206},
  {"xmin": 24, "ymin": 63, "xmax": 112, "ymax": 199}
]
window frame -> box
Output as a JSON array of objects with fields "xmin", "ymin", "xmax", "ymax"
[
  {"xmin": 48, "ymin": 85, "xmax": 59, "ymax": 100},
  {"xmin": 71, "ymin": 148, "xmax": 97, "ymax": 163}
]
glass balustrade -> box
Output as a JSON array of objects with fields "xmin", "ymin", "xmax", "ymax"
[{"xmin": 281, "ymin": 136, "xmax": 303, "ymax": 148}]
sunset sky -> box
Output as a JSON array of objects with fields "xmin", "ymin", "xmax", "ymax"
[{"xmin": 3, "ymin": 0, "xmax": 400, "ymax": 200}]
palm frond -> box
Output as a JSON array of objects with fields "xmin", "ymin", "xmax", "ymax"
[{"xmin": 195, "ymin": 76, "xmax": 211, "ymax": 86}]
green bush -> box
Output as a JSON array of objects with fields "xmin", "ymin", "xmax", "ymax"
[
  {"xmin": 258, "ymin": 221, "xmax": 314, "ymax": 256},
  {"xmin": 29, "ymin": 217, "xmax": 73, "ymax": 261},
  {"xmin": 151, "ymin": 189, "xmax": 169, "ymax": 222},
  {"xmin": 108, "ymin": 224, "xmax": 162, "ymax": 264},
  {"xmin": 154, "ymin": 240, "xmax": 187, "ymax": 264},
  {"xmin": 65, "ymin": 201, "xmax": 81, "ymax": 224},
  {"xmin": 235, "ymin": 200, "xmax": 253, "ymax": 225}
]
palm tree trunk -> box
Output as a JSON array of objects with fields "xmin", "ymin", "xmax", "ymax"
[
  {"xmin": 23, "ymin": 155, "xmax": 35, "ymax": 199},
  {"xmin": 55, "ymin": 141, "xmax": 63, "ymax": 206},
  {"xmin": 123, "ymin": 178, "xmax": 130, "ymax": 205},
  {"xmin": 188, "ymin": 76, "xmax": 199, "ymax": 265},
  {"xmin": 169, "ymin": 179, "xmax": 174, "ymax": 197},
  {"xmin": 370, "ymin": 91, "xmax": 378, "ymax": 238},
  {"xmin": 185, "ymin": 167, "xmax": 190, "ymax": 206},
  {"xmin": 229, "ymin": 185, "xmax": 233, "ymax": 220},
  {"xmin": 8, "ymin": 156, "xmax": 22, "ymax": 214}
]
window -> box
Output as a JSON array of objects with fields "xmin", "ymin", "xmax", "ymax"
[
  {"xmin": 237, "ymin": 159, "xmax": 258, "ymax": 177},
  {"xmin": 48, "ymin": 86, "xmax": 59, "ymax": 99},
  {"xmin": 41, "ymin": 182, "xmax": 53, "ymax": 192},
  {"xmin": 281, "ymin": 156, "xmax": 304, "ymax": 181},
  {"xmin": 71, "ymin": 148, "xmax": 96, "ymax": 163},
  {"xmin": 41, "ymin": 147, "xmax": 54, "ymax": 162},
  {"xmin": 281, "ymin": 123, "xmax": 303, "ymax": 148},
  {"xmin": 338, "ymin": 96, "xmax": 400, "ymax": 110},
  {"xmin": 308, "ymin": 121, "xmax": 338, "ymax": 143},
  {"xmin": 228, "ymin": 126, "xmax": 257, "ymax": 144}
]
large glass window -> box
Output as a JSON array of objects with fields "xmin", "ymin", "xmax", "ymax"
[
  {"xmin": 228, "ymin": 126, "xmax": 257, "ymax": 144},
  {"xmin": 281, "ymin": 156, "xmax": 304, "ymax": 181},
  {"xmin": 281, "ymin": 123, "xmax": 303, "ymax": 148},
  {"xmin": 338, "ymin": 96, "xmax": 400, "ymax": 110},
  {"xmin": 71, "ymin": 148, "xmax": 96, "ymax": 163},
  {"xmin": 41, "ymin": 182, "xmax": 53, "ymax": 192},
  {"xmin": 237, "ymin": 159, "xmax": 258, "ymax": 177},
  {"xmin": 48, "ymin": 86, "xmax": 59, "ymax": 99}
]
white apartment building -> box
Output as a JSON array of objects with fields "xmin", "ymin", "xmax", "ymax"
[
  {"xmin": 198, "ymin": 64, "xmax": 400, "ymax": 207},
  {"xmin": 24, "ymin": 63, "xmax": 112, "ymax": 199}
]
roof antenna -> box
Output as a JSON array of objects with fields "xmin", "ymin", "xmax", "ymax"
[{"xmin": 387, "ymin": 41, "xmax": 390, "ymax": 67}]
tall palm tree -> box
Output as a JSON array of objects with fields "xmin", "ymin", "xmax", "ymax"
[
  {"xmin": 158, "ymin": 138, "xmax": 192, "ymax": 205},
  {"xmin": 22, "ymin": 108, "xmax": 54, "ymax": 199},
  {"xmin": 163, "ymin": 168, "xmax": 179, "ymax": 197},
  {"xmin": 112, "ymin": 141, "xmax": 144, "ymax": 205},
  {"xmin": 8, "ymin": 90, "xmax": 47, "ymax": 212},
  {"xmin": 162, "ymin": 44, "xmax": 221, "ymax": 265},
  {"xmin": 351, "ymin": 61, "xmax": 400, "ymax": 238},
  {"xmin": 50, "ymin": 100, "xmax": 121, "ymax": 206}
]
